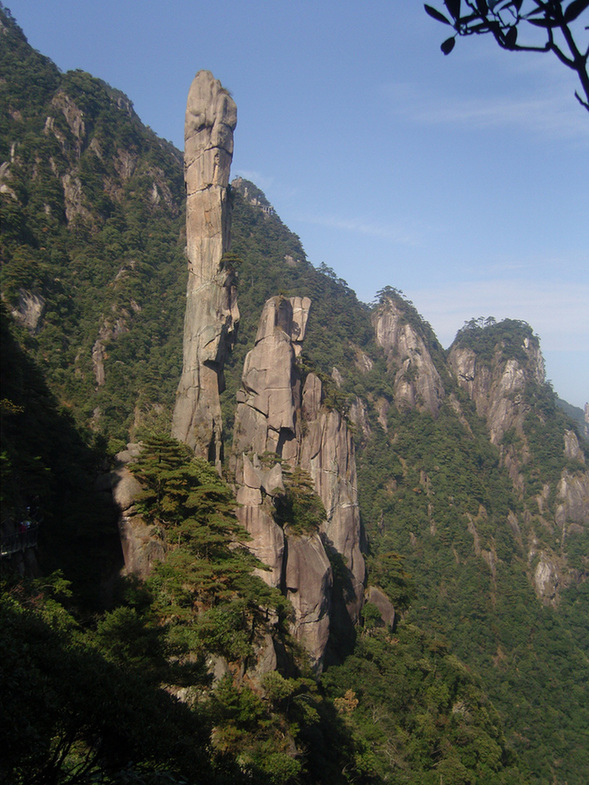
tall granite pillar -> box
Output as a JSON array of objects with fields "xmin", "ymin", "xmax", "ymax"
[{"xmin": 171, "ymin": 71, "xmax": 238, "ymax": 468}]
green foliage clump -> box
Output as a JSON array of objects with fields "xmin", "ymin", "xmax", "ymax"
[
  {"xmin": 322, "ymin": 620, "xmax": 527, "ymax": 785},
  {"xmin": 0, "ymin": 6, "xmax": 186, "ymax": 443},
  {"xmin": 452, "ymin": 317, "xmax": 536, "ymax": 367},
  {"xmin": 0, "ymin": 577, "xmax": 215, "ymax": 785},
  {"xmin": 367, "ymin": 551, "xmax": 415, "ymax": 612},
  {"xmin": 130, "ymin": 434, "xmax": 290, "ymax": 661},
  {"xmin": 274, "ymin": 466, "xmax": 327, "ymax": 536}
]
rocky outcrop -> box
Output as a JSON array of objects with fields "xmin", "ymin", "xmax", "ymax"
[
  {"xmin": 233, "ymin": 296, "xmax": 308, "ymax": 462},
  {"xmin": 172, "ymin": 71, "xmax": 238, "ymax": 467},
  {"xmin": 299, "ymin": 373, "xmax": 366, "ymax": 621},
  {"xmin": 285, "ymin": 533, "xmax": 332, "ymax": 670},
  {"xmin": 365, "ymin": 586, "xmax": 396, "ymax": 630},
  {"xmin": 234, "ymin": 454, "xmax": 285, "ymax": 587},
  {"xmin": 10, "ymin": 289, "xmax": 45, "ymax": 333},
  {"xmin": 448, "ymin": 328, "xmax": 589, "ymax": 604},
  {"xmin": 372, "ymin": 296, "xmax": 444, "ymax": 416},
  {"xmin": 564, "ymin": 430, "xmax": 585, "ymax": 464},
  {"xmin": 99, "ymin": 444, "xmax": 166, "ymax": 579},
  {"xmin": 448, "ymin": 336, "xmax": 544, "ymax": 446},
  {"xmin": 556, "ymin": 470, "xmax": 589, "ymax": 529},
  {"xmin": 231, "ymin": 296, "xmax": 365, "ymax": 670}
]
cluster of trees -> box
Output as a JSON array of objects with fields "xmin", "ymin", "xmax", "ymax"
[{"xmin": 2, "ymin": 5, "xmax": 589, "ymax": 783}]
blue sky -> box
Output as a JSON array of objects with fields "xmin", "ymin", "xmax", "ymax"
[{"xmin": 6, "ymin": 1, "xmax": 588, "ymax": 408}]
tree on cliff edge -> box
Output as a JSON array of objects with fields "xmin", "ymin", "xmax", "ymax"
[{"xmin": 425, "ymin": 0, "xmax": 589, "ymax": 110}]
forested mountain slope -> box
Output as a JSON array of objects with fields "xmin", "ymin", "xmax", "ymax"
[{"xmin": 1, "ymin": 7, "xmax": 588, "ymax": 784}]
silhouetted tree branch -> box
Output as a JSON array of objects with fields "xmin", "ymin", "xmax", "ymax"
[{"xmin": 425, "ymin": 1, "xmax": 589, "ymax": 110}]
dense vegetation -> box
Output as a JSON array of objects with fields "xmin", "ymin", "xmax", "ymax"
[{"xmin": 1, "ymin": 6, "xmax": 588, "ymax": 784}]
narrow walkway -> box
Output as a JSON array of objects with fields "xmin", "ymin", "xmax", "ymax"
[{"xmin": 0, "ymin": 525, "xmax": 39, "ymax": 557}]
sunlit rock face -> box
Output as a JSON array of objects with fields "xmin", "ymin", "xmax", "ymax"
[
  {"xmin": 231, "ymin": 296, "xmax": 365, "ymax": 670},
  {"xmin": 372, "ymin": 296, "xmax": 444, "ymax": 416},
  {"xmin": 449, "ymin": 330, "xmax": 589, "ymax": 605},
  {"xmin": 172, "ymin": 71, "xmax": 238, "ymax": 468},
  {"xmin": 299, "ymin": 372, "xmax": 366, "ymax": 623},
  {"xmin": 231, "ymin": 295, "xmax": 310, "ymax": 594},
  {"xmin": 448, "ymin": 338, "xmax": 545, "ymax": 446}
]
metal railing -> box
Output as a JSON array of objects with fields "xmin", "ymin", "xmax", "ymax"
[{"xmin": 0, "ymin": 524, "xmax": 39, "ymax": 557}]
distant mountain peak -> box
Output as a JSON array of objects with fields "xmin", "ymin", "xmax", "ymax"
[{"xmin": 232, "ymin": 176, "xmax": 275, "ymax": 215}]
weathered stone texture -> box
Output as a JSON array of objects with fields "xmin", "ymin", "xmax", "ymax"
[
  {"xmin": 105, "ymin": 444, "xmax": 166, "ymax": 580},
  {"xmin": 231, "ymin": 296, "xmax": 365, "ymax": 669},
  {"xmin": 300, "ymin": 373, "xmax": 365, "ymax": 621},
  {"xmin": 372, "ymin": 297, "xmax": 444, "ymax": 416},
  {"xmin": 365, "ymin": 586, "xmax": 396, "ymax": 630},
  {"xmin": 448, "ymin": 339, "xmax": 545, "ymax": 445},
  {"xmin": 172, "ymin": 71, "xmax": 238, "ymax": 466},
  {"xmin": 284, "ymin": 533, "xmax": 332, "ymax": 671}
]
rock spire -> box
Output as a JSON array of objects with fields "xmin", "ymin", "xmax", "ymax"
[
  {"xmin": 171, "ymin": 71, "xmax": 238, "ymax": 467},
  {"xmin": 231, "ymin": 296, "xmax": 365, "ymax": 670}
]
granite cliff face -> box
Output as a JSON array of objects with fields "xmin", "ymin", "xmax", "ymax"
[
  {"xmin": 171, "ymin": 71, "xmax": 238, "ymax": 467},
  {"xmin": 448, "ymin": 326, "xmax": 589, "ymax": 604},
  {"xmin": 448, "ymin": 334, "xmax": 545, "ymax": 447},
  {"xmin": 372, "ymin": 295, "xmax": 444, "ymax": 416},
  {"xmin": 231, "ymin": 296, "xmax": 365, "ymax": 669}
]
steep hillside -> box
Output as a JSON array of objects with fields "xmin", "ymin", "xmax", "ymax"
[
  {"xmin": 1, "ymin": 7, "xmax": 588, "ymax": 784},
  {"xmin": 1, "ymin": 6, "xmax": 186, "ymax": 446}
]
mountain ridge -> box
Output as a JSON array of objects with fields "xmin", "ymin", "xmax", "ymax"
[{"xmin": 1, "ymin": 8, "xmax": 588, "ymax": 783}]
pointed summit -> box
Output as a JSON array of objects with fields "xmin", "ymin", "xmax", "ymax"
[{"xmin": 172, "ymin": 71, "xmax": 238, "ymax": 467}]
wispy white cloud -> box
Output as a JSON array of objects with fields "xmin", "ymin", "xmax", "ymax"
[
  {"xmin": 409, "ymin": 279, "xmax": 589, "ymax": 351},
  {"xmin": 296, "ymin": 213, "xmax": 428, "ymax": 246},
  {"xmin": 383, "ymin": 78, "xmax": 589, "ymax": 142}
]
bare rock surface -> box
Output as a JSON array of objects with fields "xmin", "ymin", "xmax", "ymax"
[
  {"xmin": 564, "ymin": 430, "xmax": 585, "ymax": 464},
  {"xmin": 448, "ymin": 339, "xmax": 544, "ymax": 446},
  {"xmin": 365, "ymin": 586, "xmax": 396, "ymax": 630},
  {"xmin": 105, "ymin": 444, "xmax": 165, "ymax": 579},
  {"xmin": 372, "ymin": 296, "xmax": 444, "ymax": 416},
  {"xmin": 232, "ymin": 297, "xmax": 308, "ymax": 590},
  {"xmin": 556, "ymin": 470, "xmax": 589, "ymax": 528},
  {"xmin": 300, "ymin": 373, "xmax": 366, "ymax": 622},
  {"xmin": 231, "ymin": 296, "xmax": 365, "ymax": 670},
  {"xmin": 172, "ymin": 71, "xmax": 238, "ymax": 467},
  {"xmin": 10, "ymin": 288, "xmax": 45, "ymax": 333},
  {"xmin": 284, "ymin": 532, "xmax": 332, "ymax": 671},
  {"xmin": 234, "ymin": 454, "xmax": 285, "ymax": 587}
]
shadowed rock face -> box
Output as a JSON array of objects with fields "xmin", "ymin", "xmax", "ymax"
[
  {"xmin": 231, "ymin": 296, "xmax": 365, "ymax": 670},
  {"xmin": 172, "ymin": 71, "xmax": 238, "ymax": 467},
  {"xmin": 299, "ymin": 372, "xmax": 366, "ymax": 622}
]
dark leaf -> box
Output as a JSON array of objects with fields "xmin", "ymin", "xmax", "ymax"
[
  {"xmin": 527, "ymin": 16, "xmax": 559, "ymax": 26},
  {"xmin": 460, "ymin": 12, "xmax": 484, "ymax": 24},
  {"xmin": 444, "ymin": 0, "xmax": 461, "ymax": 20},
  {"xmin": 564, "ymin": 0, "xmax": 589, "ymax": 23},
  {"xmin": 476, "ymin": 0, "xmax": 488, "ymax": 14},
  {"xmin": 525, "ymin": 2, "xmax": 551, "ymax": 15},
  {"xmin": 424, "ymin": 4, "xmax": 452, "ymax": 24},
  {"xmin": 441, "ymin": 36, "xmax": 457, "ymax": 54},
  {"xmin": 504, "ymin": 26, "xmax": 518, "ymax": 48}
]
